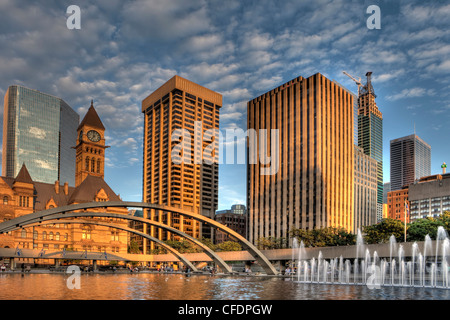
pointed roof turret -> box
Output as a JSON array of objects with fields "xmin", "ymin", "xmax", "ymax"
[
  {"xmin": 77, "ymin": 100, "xmax": 105, "ymax": 131},
  {"xmin": 14, "ymin": 163, "xmax": 34, "ymax": 185}
]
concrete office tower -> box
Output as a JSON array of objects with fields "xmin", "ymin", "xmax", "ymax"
[
  {"xmin": 390, "ymin": 134, "xmax": 431, "ymax": 191},
  {"xmin": 357, "ymin": 72, "xmax": 383, "ymax": 222},
  {"xmin": 2, "ymin": 85, "xmax": 79, "ymax": 186},
  {"xmin": 142, "ymin": 75, "xmax": 221, "ymax": 248},
  {"xmin": 247, "ymin": 73, "xmax": 354, "ymax": 245},
  {"xmin": 354, "ymin": 145, "xmax": 378, "ymax": 231}
]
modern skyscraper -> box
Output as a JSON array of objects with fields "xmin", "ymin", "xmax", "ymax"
[
  {"xmin": 2, "ymin": 85, "xmax": 79, "ymax": 186},
  {"xmin": 354, "ymin": 145, "xmax": 378, "ymax": 231},
  {"xmin": 141, "ymin": 75, "xmax": 221, "ymax": 249},
  {"xmin": 356, "ymin": 72, "xmax": 383, "ymax": 222},
  {"xmin": 390, "ymin": 134, "xmax": 431, "ymax": 191},
  {"xmin": 247, "ymin": 73, "xmax": 355, "ymax": 245}
]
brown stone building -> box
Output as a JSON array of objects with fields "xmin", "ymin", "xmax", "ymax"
[
  {"xmin": 0, "ymin": 102, "xmax": 128, "ymax": 260},
  {"xmin": 387, "ymin": 187, "xmax": 410, "ymax": 223}
]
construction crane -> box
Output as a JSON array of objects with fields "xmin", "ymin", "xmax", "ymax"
[{"xmin": 343, "ymin": 71, "xmax": 363, "ymax": 96}]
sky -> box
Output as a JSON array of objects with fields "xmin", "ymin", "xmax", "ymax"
[{"xmin": 0, "ymin": 0, "xmax": 449, "ymax": 210}]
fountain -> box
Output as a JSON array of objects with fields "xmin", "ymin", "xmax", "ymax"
[{"xmin": 291, "ymin": 227, "xmax": 450, "ymax": 289}]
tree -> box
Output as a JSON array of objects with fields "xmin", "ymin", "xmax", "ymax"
[
  {"xmin": 128, "ymin": 239, "xmax": 141, "ymax": 254},
  {"xmin": 289, "ymin": 227, "xmax": 355, "ymax": 247},
  {"xmin": 363, "ymin": 218, "xmax": 404, "ymax": 244},
  {"xmin": 407, "ymin": 217, "xmax": 442, "ymax": 241},
  {"xmin": 215, "ymin": 241, "xmax": 242, "ymax": 252},
  {"xmin": 256, "ymin": 237, "xmax": 287, "ymax": 250}
]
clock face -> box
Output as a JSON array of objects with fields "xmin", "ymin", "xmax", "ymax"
[{"xmin": 87, "ymin": 130, "xmax": 101, "ymax": 142}]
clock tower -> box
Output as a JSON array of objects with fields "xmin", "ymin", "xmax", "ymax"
[{"xmin": 75, "ymin": 100, "xmax": 108, "ymax": 187}]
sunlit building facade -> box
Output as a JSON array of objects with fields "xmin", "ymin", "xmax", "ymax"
[
  {"xmin": 247, "ymin": 73, "xmax": 355, "ymax": 245},
  {"xmin": 141, "ymin": 75, "xmax": 221, "ymax": 251}
]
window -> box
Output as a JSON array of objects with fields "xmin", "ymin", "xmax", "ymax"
[
  {"xmin": 33, "ymin": 230, "xmax": 38, "ymax": 240},
  {"xmin": 91, "ymin": 158, "xmax": 96, "ymax": 172},
  {"xmin": 3, "ymin": 196, "xmax": 8, "ymax": 205},
  {"xmin": 85, "ymin": 157, "xmax": 90, "ymax": 171},
  {"xmin": 97, "ymin": 160, "xmax": 101, "ymax": 173},
  {"xmin": 49, "ymin": 232, "xmax": 54, "ymax": 240},
  {"xmin": 21, "ymin": 229, "xmax": 27, "ymax": 239},
  {"xmin": 82, "ymin": 227, "xmax": 91, "ymax": 240},
  {"xmin": 55, "ymin": 232, "xmax": 60, "ymax": 241},
  {"xmin": 42, "ymin": 231, "xmax": 47, "ymax": 240}
]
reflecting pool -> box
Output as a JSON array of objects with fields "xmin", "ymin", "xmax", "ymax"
[{"xmin": 1, "ymin": 273, "xmax": 449, "ymax": 300}]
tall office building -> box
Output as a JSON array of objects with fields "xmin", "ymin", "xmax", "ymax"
[
  {"xmin": 357, "ymin": 72, "xmax": 383, "ymax": 221},
  {"xmin": 354, "ymin": 145, "xmax": 378, "ymax": 231},
  {"xmin": 142, "ymin": 75, "xmax": 221, "ymax": 249},
  {"xmin": 247, "ymin": 73, "xmax": 354, "ymax": 245},
  {"xmin": 390, "ymin": 134, "xmax": 431, "ymax": 191},
  {"xmin": 2, "ymin": 85, "xmax": 79, "ymax": 186}
]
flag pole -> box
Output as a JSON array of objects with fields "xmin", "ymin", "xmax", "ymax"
[{"xmin": 404, "ymin": 199, "xmax": 407, "ymax": 242}]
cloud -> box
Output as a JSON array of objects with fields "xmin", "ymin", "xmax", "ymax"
[{"xmin": 387, "ymin": 88, "xmax": 436, "ymax": 101}]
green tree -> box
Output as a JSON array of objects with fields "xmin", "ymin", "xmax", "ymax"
[
  {"xmin": 256, "ymin": 237, "xmax": 287, "ymax": 250},
  {"xmin": 128, "ymin": 239, "xmax": 141, "ymax": 254},
  {"xmin": 363, "ymin": 218, "xmax": 405, "ymax": 244},
  {"xmin": 215, "ymin": 241, "xmax": 242, "ymax": 252},
  {"xmin": 436, "ymin": 211, "xmax": 450, "ymax": 232},
  {"xmin": 290, "ymin": 227, "xmax": 355, "ymax": 247},
  {"xmin": 407, "ymin": 217, "xmax": 442, "ymax": 241}
]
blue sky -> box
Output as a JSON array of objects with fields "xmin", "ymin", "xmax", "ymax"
[{"xmin": 0, "ymin": 0, "xmax": 449, "ymax": 210}]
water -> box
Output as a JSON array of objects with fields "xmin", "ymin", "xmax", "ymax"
[
  {"xmin": 292, "ymin": 227, "xmax": 450, "ymax": 289},
  {"xmin": 0, "ymin": 273, "xmax": 449, "ymax": 300}
]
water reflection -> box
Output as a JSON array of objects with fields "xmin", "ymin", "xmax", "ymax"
[{"xmin": 0, "ymin": 273, "xmax": 449, "ymax": 300}]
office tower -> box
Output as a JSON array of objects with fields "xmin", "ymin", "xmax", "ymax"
[
  {"xmin": 390, "ymin": 134, "xmax": 431, "ymax": 191},
  {"xmin": 142, "ymin": 75, "xmax": 221, "ymax": 248},
  {"xmin": 357, "ymin": 72, "xmax": 383, "ymax": 222},
  {"xmin": 247, "ymin": 73, "xmax": 354, "ymax": 245},
  {"xmin": 215, "ymin": 204, "xmax": 247, "ymax": 244},
  {"xmin": 2, "ymin": 85, "xmax": 79, "ymax": 186},
  {"xmin": 354, "ymin": 145, "xmax": 378, "ymax": 231}
]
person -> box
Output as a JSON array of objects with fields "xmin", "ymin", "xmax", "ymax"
[
  {"xmin": 1, "ymin": 264, "xmax": 6, "ymax": 272},
  {"xmin": 21, "ymin": 263, "xmax": 25, "ymax": 273}
]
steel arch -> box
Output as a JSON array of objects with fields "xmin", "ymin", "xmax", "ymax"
[
  {"xmin": 0, "ymin": 201, "xmax": 278, "ymax": 275},
  {"xmin": 28, "ymin": 219, "xmax": 199, "ymax": 272},
  {"xmin": 22, "ymin": 211, "xmax": 233, "ymax": 273}
]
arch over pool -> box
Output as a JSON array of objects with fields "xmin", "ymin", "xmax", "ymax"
[{"xmin": 0, "ymin": 201, "xmax": 278, "ymax": 275}]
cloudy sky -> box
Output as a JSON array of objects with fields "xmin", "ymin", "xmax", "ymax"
[{"xmin": 0, "ymin": 0, "xmax": 449, "ymax": 210}]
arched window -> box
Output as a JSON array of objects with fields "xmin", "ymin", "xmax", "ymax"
[
  {"xmin": 49, "ymin": 232, "xmax": 54, "ymax": 240},
  {"xmin": 97, "ymin": 159, "xmax": 101, "ymax": 173},
  {"xmin": 33, "ymin": 230, "xmax": 38, "ymax": 240},
  {"xmin": 3, "ymin": 196, "xmax": 8, "ymax": 205},
  {"xmin": 64, "ymin": 233, "xmax": 69, "ymax": 241},
  {"xmin": 42, "ymin": 231, "xmax": 47, "ymax": 240},
  {"xmin": 85, "ymin": 157, "xmax": 90, "ymax": 171},
  {"xmin": 55, "ymin": 232, "xmax": 60, "ymax": 241},
  {"xmin": 91, "ymin": 158, "xmax": 96, "ymax": 172},
  {"xmin": 21, "ymin": 229, "xmax": 27, "ymax": 238}
]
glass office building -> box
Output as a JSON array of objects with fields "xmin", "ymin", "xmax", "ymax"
[
  {"xmin": 357, "ymin": 72, "xmax": 383, "ymax": 222},
  {"xmin": 390, "ymin": 134, "xmax": 431, "ymax": 191},
  {"xmin": 2, "ymin": 85, "xmax": 79, "ymax": 185}
]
